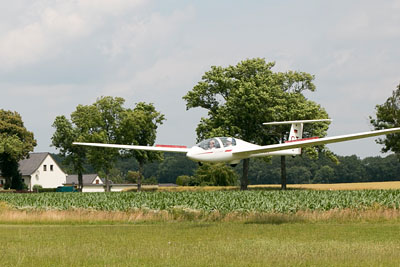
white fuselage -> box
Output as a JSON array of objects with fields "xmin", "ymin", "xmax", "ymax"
[{"xmin": 186, "ymin": 137, "xmax": 300, "ymax": 164}]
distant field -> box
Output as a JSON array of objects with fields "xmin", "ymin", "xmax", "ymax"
[
  {"xmin": 154, "ymin": 181, "xmax": 400, "ymax": 191},
  {"xmin": 251, "ymin": 181, "xmax": 400, "ymax": 190},
  {"xmin": 1, "ymin": 222, "xmax": 400, "ymax": 266}
]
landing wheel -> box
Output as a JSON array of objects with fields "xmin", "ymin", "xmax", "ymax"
[
  {"xmin": 230, "ymin": 164, "xmax": 238, "ymax": 167},
  {"xmin": 198, "ymin": 162, "xmax": 203, "ymax": 166}
]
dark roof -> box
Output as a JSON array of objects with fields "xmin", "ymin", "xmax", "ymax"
[
  {"xmin": 66, "ymin": 174, "xmax": 105, "ymax": 185},
  {"xmin": 19, "ymin": 152, "xmax": 49, "ymax": 176}
]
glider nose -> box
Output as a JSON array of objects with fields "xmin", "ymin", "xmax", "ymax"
[{"xmin": 186, "ymin": 146, "xmax": 202, "ymax": 161}]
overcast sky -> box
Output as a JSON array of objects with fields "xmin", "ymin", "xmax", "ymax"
[{"xmin": 1, "ymin": 0, "xmax": 400, "ymax": 158}]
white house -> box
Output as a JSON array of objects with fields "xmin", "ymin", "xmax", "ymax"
[
  {"xmin": 65, "ymin": 174, "xmax": 138, "ymax": 192},
  {"xmin": 65, "ymin": 174, "xmax": 105, "ymax": 192},
  {"xmin": 0, "ymin": 152, "xmax": 67, "ymax": 190}
]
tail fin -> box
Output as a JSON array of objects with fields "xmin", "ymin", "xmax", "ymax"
[
  {"xmin": 263, "ymin": 119, "xmax": 331, "ymax": 155},
  {"xmin": 288, "ymin": 122, "xmax": 303, "ymax": 141}
]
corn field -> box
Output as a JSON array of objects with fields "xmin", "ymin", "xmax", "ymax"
[{"xmin": 1, "ymin": 190, "xmax": 400, "ymax": 213}]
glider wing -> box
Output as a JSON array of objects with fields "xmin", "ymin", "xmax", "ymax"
[
  {"xmin": 233, "ymin": 127, "xmax": 400, "ymax": 157},
  {"xmin": 73, "ymin": 142, "xmax": 190, "ymax": 153}
]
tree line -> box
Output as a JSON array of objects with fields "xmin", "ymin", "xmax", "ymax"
[
  {"xmin": 56, "ymin": 151, "xmax": 400, "ymax": 186},
  {"xmin": 2, "ymin": 58, "xmax": 400, "ymax": 190}
]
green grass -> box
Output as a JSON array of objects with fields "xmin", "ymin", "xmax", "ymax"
[
  {"xmin": 2, "ymin": 189, "xmax": 400, "ymax": 266},
  {"xmin": 1, "ymin": 221, "xmax": 400, "ymax": 266},
  {"xmin": 2, "ymin": 190, "xmax": 400, "ymax": 213}
]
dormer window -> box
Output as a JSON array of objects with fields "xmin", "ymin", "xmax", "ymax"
[{"xmin": 43, "ymin": 165, "xmax": 47, "ymax": 171}]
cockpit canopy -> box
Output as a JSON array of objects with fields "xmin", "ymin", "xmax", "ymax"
[{"xmin": 196, "ymin": 137, "xmax": 237, "ymax": 150}]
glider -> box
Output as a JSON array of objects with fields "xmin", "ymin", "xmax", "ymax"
[{"xmin": 73, "ymin": 119, "xmax": 400, "ymax": 166}]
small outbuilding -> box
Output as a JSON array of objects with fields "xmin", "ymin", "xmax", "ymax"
[{"xmin": 65, "ymin": 174, "xmax": 107, "ymax": 192}]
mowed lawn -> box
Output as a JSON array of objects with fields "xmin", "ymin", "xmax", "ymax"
[{"xmin": 1, "ymin": 221, "xmax": 400, "ymax": 266}]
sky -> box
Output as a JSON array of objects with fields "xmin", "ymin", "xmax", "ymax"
[{"xmin": 1, "ymin": 0, "xmax": 400, "ymax": 158}]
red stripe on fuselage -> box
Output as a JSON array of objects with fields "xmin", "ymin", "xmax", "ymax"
[
  {"xmin": 225, "ymin": 149, "xmax": 232, "ymax": 152},
  {"xmin": 198, "ymin": 151, "xmax": 213, "ymax": 155},
  {"xmin": 155, "ymin": 144, "xmax": 187, "ymax": 148},
  {"xmin": 285, "ymin": 137, "xmax": 319, "ymax": 143}
]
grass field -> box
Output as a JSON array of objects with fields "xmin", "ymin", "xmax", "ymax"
[
  {"xmin": 2, "ymin": 188, "xmax": 400, "ymax": 214},
  {"xmin": 1, "ymin": 221, "xmax": 400, "ymax": 266},
  {"xmin": 2, "ymin": 183, "xmax": 400, "ymax": 266}
]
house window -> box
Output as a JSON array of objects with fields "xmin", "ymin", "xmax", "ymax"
[
  {"xmin": 50, "ymin": 165, "xmax": 54, "ymax": 171},
  {"xmin": 96, "ymin": 179, "xmax": 99, "ymax": 184},
  {"xmin": 43, "ymin": 165, "xmax": 47, "ymax": 171}
]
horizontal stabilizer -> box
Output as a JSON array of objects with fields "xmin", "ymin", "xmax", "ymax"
[{"xmin": 263, "ymin": 119, "xmax": 332, "ymax": 125}]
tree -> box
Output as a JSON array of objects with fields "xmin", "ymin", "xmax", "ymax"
[
  {"xmin": 53, "ymin": 97, "xmax": 164, "ymax": 192},
  {"xmin": 71, "ymin": 96, "xmax": 125, "ymax": 192},
  {"xmin": 332, "ymin": 155, "xmax": 366, "ymax": 183},
  {"xmin": 183, "ymin": 58, "xmax": 331, "ymax": 190},
  {"xmin": 287, "ymin": 166, "xmax": 312, "ymax": 184},
  {"xmin": 52, "ymin": 115, "xmax": 86, "ymax": 191},
  {"xmin": 313, "ymin": 165, "xmax": 335, "ymax": 183},
  {"xmin": 370, "ymin": 83, "xmax": 400, "ymax": 156},
  {"xmin": 0, "ymin": 110, "xmax": 36, "ymax": 189},
  {"xmin": 118, "ymin": 102, "xmax": 165, "ymax": 191},
  {"xmin": 156, "ymin": 153, "xmax": 197, "ymax": 183},
  {"xmin": 126, "ymin": 170, "xmax": 141, "ymax": 183},
  {"xmin": 194, "ymin": 162, "xmax": 238, "ymax": 186}
]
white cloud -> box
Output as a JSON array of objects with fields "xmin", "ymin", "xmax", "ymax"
[
  {"xmin": 0, "ymin": 0, "xmax": 146, "ymax": 71},
  {"xmin": 0, "ymin": 23, "xmax": 46, "ymax": 70},
  {"xmin": 332, "ymin": 1, "xmax": 400, "ymax": 41},
  {"xmin": 77, "ymin": 0, "xmax": 145, "ymax": 16},
  {"xmin": 101, "ymin": 6, "xmax": 195, "ymax": 61}
]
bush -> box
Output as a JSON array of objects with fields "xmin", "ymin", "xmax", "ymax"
[
  {"xmin": 32, "ymin": 184, "xmax": 43, "ymax": 193},
  {"xmin": 32, "ymin": 185, "xmax": 57, "ymax": 193},
  {"xmin": 176, "ymin": 175, "xmax": 200, "ymax": 186},
  {"xmin": 195, "ymin": 163, "xmax": 238, "ymax": 186},
  {"xmin": 126, "ymin": 171, "xmax": 140, "ymax": 183},
  {"xmin": 142, "ymin": 176, "xmax": 158, "ymax": 185},
  {"xmin": 176, "ymin": 175, "xmax": 189, "ymax": 186},
  {"xmin": 38, "ymin": 188, "xmax": 57, "ymax": 193}
]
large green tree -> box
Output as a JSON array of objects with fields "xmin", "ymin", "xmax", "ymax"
[
  {"xmin": 68, "ymin": 96, "xmax": 124, "ymax": 192},
  {"xmin": 52, "ymin": 115, "xmax": 87, "ymax": 191},
  {"xmin": 183, "ymin": 58, "xmax": 331, "ymax": 190},
  {"xmin": 0, "ymin": 110, "xmax": 36, "ymax": 189},
  {"xmin": 52, "ymin": 97, "xmax": 164, "ymax": 192},
  {"xmin": 118, "ymin": 102, "xmax": 165, "ymax": 191},
  {"xmin": 370, "ymin": 83, "xmax": 400, "ymax": 156}
]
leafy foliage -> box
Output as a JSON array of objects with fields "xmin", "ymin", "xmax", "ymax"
[
  {"xmin": 0, "ymin": 110, "xmax": 36, "ymax": 189},
  {"xmin": 183, "ymin": 58, "xmax": 331, "ymax": 189},
  {"xmin": 52, "ymin": 115, "xmax": 87, "ymax": 190},
  {"xmin": 370, "ymin": 83, "xmax": 400, "ymax": 157},
  {"xmin": 52, "ymin": 97, "xmax": 164, "ymax": 191},
  {"xmin": 118, "ymin": 102, "xmax": 165, "ymax": 190},
  {"xmin": 194, "ymin": 163, "xmax": 238, "ymax": 186}
]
